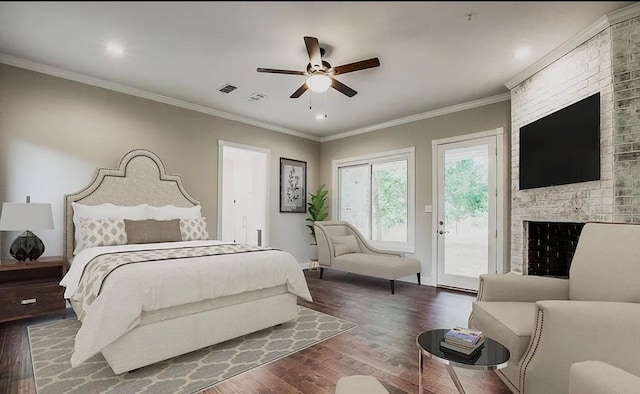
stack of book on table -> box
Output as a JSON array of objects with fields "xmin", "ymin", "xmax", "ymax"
[{"xmin": 440, "ymin": 326, "xmax": 484, "ymax": 359}]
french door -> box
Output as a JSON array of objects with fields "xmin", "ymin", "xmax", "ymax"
[{"xmin": 434, "ymin": 133, "xmax": 500, "ymax": 291}]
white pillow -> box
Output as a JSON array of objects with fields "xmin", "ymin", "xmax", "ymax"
[
  {"xmin": 180, "ymin": 217, "xmax": 209, "ymax": 241},
  {"xmin": 147, "ymin": 205, "xmax": 202, "ymax": 220},
  {"xmin": 72, "ymin": 202, "xmax": 148, "ymax": 255},
  {"xmin": 76, "ymin": 218, "xmax": 128, "ymax": 254},
  {"xmin": 331, "ymin": 235, "xmax": 361, "ymax": 257}
]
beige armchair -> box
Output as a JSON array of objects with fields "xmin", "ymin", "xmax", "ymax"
[
  {"xmin": 314, "ymin": 221, "xmax": 421, "ymax": 294},
  {"xmin": 570, "ymin": 361, "xmax": 640, "ymax": 394},
  {"xmin": 468, "ymin": 222, "xmax": 640, "ymax": 394}
]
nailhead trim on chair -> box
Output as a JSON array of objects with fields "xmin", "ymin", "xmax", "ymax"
[{"xmin": 519, "ymin": 307, "xmax": 546, "ymax": 394}]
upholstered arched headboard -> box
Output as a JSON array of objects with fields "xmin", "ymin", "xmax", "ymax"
[{"xmin": 63, "ymin": 149, "xmax": 200, "ymax": 261}]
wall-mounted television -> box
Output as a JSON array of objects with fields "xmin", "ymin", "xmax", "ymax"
[{"xmin": 519, "ymin": 92, "xmax": 600, "ymax": 190}]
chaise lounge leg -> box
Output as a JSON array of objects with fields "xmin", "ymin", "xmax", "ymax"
[
  {"xmin": 417, "ymin": 273, "xmax": 421, "ymax": 285},
  {"xmin": 319, "ymin": 267, "xmax": 324, "ymax": 279},
  {"xmin": 390, "ymin": 280, "xmax": 395, "ymax": 294}
]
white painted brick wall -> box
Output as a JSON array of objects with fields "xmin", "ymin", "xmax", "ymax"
[
  {"xmin": 510, "ymin": 27, "xmax": 614, "ymax": 273},
  {"xmin": 510, "ymin": 16, "xmax": 640, "ymax": 273},
  {"xmin": 612, "ymin": 17, "xmax": 640, "ymax": 223}
]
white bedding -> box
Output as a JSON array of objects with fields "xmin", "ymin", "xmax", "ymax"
[{"xmin": 60, "ymin": 240, "xmax": 313, "ymax": 367}]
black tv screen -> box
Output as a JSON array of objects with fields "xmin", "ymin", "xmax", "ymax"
[{"xmin": 519, "ymin": 92, "xmax": 600, "ymax": 190}]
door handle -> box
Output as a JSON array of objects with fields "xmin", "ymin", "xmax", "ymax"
[{"xmin": 438, "ymin": 230, "xmax": 449, "ymax": 235}]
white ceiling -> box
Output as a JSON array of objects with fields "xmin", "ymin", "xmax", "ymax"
[{"xmin": 0, "ymin": 1, "xmax": 634, "ymax": 139}]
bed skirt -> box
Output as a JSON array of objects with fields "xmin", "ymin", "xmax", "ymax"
[{"xmin": 72, "ymin": 290, "xmax": 298, "ymax": 374}]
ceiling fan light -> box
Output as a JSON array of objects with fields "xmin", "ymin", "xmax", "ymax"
[{"xmin": 306, "ymin": 74, "xmax": 332, "ymax": 92}]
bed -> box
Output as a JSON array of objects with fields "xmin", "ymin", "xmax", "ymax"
[{"xmin": 60, "ymin": 149, "xmax": 312, "ymax": 374}]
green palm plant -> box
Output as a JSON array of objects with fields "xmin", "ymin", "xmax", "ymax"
[{"xmin": 306, "ymin": 184, "xmax": 329, "ymax": 244}]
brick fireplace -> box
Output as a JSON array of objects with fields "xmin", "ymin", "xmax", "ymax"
[{"xmin": 510, "ymin": 15, "xmax": 640, "ymax": 274}]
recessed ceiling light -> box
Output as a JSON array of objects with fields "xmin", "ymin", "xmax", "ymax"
[
  {"xmin": 315, "ymin": 113, "xmax": 326, "ymax": 120},
  {"xmin": 106, "ymin": 42, "xmax": 124, "ymax": 57},
  {"xmin": 514, "ymin": 47, "xmax": 531, "ymax": 59}
]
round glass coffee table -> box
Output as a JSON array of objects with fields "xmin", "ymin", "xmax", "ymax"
[{"xmin": 416, "ymin": 329, "xmax": 510, "ymax": 394}]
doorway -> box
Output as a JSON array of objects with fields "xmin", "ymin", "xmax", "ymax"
[
  {"xmin": 218, "ymin": 141, "xmax": 269, "ymax": 246},
  {"xmin": 432, "ymin": 129, "xmax": 504, "ymax": 291}
]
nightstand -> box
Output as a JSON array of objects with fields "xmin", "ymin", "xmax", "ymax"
[{"xmin": 0, "ymin": 256, "xmax": 67, "ymax": 323}]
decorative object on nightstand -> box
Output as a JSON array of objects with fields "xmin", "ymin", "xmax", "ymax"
[
  {"xmin": 0, "ymin": 256, "xmax": 67, "ymax": 323},
  {"xmin": 0, "ymin": 197, "xmax": 54, "ymax": 261}
]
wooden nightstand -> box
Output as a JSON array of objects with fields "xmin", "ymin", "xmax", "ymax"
[{"xmin": 0, "ymin": 256, "xmax": 67, "ymax": 323}]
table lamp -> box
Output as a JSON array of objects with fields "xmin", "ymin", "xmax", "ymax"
[{"xmin": 0, "ymin": 198, "xmax": 54, "ymax": 261}]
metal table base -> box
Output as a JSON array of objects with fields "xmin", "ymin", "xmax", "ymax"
[
  {"xmin": 419, "ymin": 351, "xmax": 467, "ymax": 394},
  {"xmin": 416, "ymin": 329, "xmax": 510, "ymax": 394}
]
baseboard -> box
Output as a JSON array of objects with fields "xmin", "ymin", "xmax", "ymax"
[{"xmin": 436, "ymin": 284, "xmax": 478, "ymax": 295}]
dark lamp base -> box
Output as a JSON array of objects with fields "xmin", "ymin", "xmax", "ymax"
[{"xmin": 10, "ymin": 230, "xmax": 45, "ymax": 261}]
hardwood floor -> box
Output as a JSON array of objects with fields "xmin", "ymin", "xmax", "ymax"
[{"xmin": 0, "ymin": 270, "xmax": 511, "ymax": 394}]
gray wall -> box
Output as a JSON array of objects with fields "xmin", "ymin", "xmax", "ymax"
[
  {"xmin": 0, "ymin": 64, "xmax": 320, "ymax": 262},
  {"xmin": 320, "ymin": 100, "xmax": 512, "ymax": 285},
  {"xmin": 0, "ymin": 63, "xmax": 512, "ymax": 283}
]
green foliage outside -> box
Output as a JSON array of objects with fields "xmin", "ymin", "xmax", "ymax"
[
  {"xmin": 306, "ymin": 184, "xmax": 329, "ymax": 244},
  {"xmin": 372, "ymin": 166, "xmax": 407, "ymax": 237},
  {"xmin": 444, "ymin": 158, "xmax": 488, "ymax": 222}
]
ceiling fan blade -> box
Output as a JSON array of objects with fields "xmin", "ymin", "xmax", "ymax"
[
  {"xmin": 331, "ymin": 78, "xmax": 357, "ymax": 97},
  {"xmin": 333, "ymin": 58, "xmax": 380, "ymax": 75},
  {"xmin": 257, "ymin": 68, "xmax": 306, "ymax": 75},
  {"xmin": 290, "ymin": 83, "xmax": 309, "ymax": 98},
  {"xmin": 304, "ymin": 36, "xmax": 323, "ymax": 70}
]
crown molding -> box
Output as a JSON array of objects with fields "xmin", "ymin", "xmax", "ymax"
[
  {"xmin": 505, "ymin": 2, "xmax": 640, "ymax": 90},
  {"xmin": 1, "ymin": 53, "xmax": 511, "ymax": 145},
  {"xmin": 0, "ymin": 54, "xmax": 320, "ymax": 142},
  {"xmin": 607, "ymin": 1, "xmax": 640, "ymax": 25},
  {"xmin": 505, "ymin": 15, "xmax": 609, "ymax": 89},
  {"xmin": 320, "ymin": 92, "xmax": 511, "ymax": 142}
]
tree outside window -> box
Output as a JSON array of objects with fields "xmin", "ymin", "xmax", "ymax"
[{"xmin": 444, "ymin": 158, "xmax": 488, "ymax": 231}]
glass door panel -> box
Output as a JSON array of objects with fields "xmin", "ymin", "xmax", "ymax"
[
  {"xmin": 436, "ymin": 136, "xmax": 497, "ymax": 291},
  {"xmin": 371, "ymin": 160, "xmax": 408, "ymax": 242}
]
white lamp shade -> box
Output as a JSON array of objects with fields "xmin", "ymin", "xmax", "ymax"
[
  {"xmin": 0, "ymin": 202, "xmax": 54, "ymax": 231},
  {"xmin": 306, "ymin": 74, "xmax": 332, "ymax": 93}
]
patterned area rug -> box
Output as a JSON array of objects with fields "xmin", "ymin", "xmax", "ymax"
[{"xmin": 29, "ymin": 306, "xmax": 356, "ymax": 394}]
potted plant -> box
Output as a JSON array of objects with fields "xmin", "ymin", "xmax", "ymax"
[{"xmin": 306, "ymin": 184, "xmax": 328, "ymax": 262}]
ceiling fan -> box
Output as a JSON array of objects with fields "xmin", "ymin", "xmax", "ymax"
[{"xmin": 257, "ymin": 36, "xmax": 380, "ymax": 98}]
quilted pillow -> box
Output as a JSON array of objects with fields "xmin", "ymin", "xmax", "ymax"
[
  {"xmin": 331, "ymin": 234, "xmax": 361, "ymax": 257},
  {"xmin": 180, "ymin": 217, "xmax": 209, "ymax": 241},
  {"xmin": 124, "ymin": 219, "xmax": 182, "ymax": 244},
  {"xmin": 76, "ymin": 218, "xmax": 128, "ymax": 254}
]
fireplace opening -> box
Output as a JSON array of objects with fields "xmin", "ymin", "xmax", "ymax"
[{"xmin": 527, "ymin": 221, "xmax": 585, "ymax": 277}]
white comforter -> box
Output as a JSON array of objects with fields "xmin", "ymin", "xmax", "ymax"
[{"xmin": 60, "ymin": 240, "xmax": 313, "ymax": 367}]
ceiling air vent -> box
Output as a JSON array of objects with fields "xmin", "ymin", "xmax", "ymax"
[
  {"xmin": 246, "ymin": 92, "xmax": 266, "ymax": 102},
  {"xmin": 218, "ymin": 84, "xmax": 238, "ymax": 94}
]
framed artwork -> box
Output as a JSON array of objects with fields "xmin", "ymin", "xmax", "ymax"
[{"xmin": 280, "ymin": 158, "xmax": 307, "ymax": 213}]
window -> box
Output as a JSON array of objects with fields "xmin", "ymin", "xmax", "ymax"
[{"xmin": 333, "ymin": 147, "xmax": 415, "ymax": 252}]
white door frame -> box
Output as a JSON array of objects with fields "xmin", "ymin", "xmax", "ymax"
[
  {"xmin": 430, "ymin": 127, "xmax": 505, "ymax": 289},
  {"xmin": 217, "ymin": 140, "xmax": 271, "ymax": 246}
]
